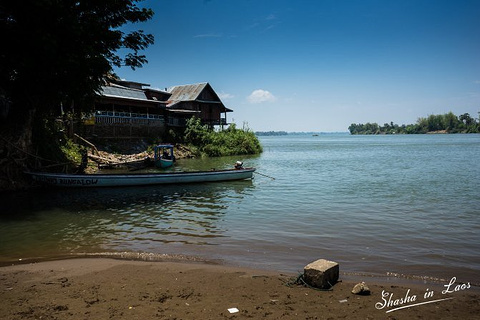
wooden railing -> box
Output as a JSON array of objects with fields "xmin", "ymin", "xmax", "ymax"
[
  {"xmin": 93, "ymin": 111, "xmax": 226, "ymax": 128},
  {"xmin": 94, "ymin": 111, "xmax": 165, "ymax": 126}
]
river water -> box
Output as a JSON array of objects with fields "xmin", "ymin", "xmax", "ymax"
[{"xmin": 1, "ymin": 134, "xmax": 479, "ymax": 284}]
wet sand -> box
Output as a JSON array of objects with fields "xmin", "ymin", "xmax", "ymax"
[{"xmin": 1, "ymin": 258, "xmax": 479, "ymax": 319}]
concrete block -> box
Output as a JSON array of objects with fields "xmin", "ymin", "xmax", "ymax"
[{"xmin": 303, "ymin": 259, "xmax": 339, "ymax": 289}]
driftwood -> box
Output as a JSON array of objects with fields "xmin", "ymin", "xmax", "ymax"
[
  {"xmin": 98, "ymin": 159, "xmax": 151, "ymax": 169},
  {"xmin": 88, "ymin": 153, "xmax": 113, "ymax": 163},
  {"xmin": 73, "ymin": 134, "xmax": 99, "ymax": 155},
  {"xmin": 88, "ymin": 153, "xmax": 152, "ymax": 170}
]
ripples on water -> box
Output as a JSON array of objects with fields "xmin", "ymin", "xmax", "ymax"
[{"xmin": 0, "ymin": 134, "xmax": 479, "ymax": 284}]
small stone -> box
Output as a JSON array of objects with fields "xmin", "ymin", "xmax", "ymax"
[
  {"xmin": 351, "ymin": 282, "xmax": 371, "ymax": 295},
  {"xmin": 303, "ymin": 259, "xmax": 339, "ymax": 289}
]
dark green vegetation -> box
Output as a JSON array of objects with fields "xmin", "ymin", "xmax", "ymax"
[
  {"xmin": 0, "ymin": 1, "xmax": 154, "ymax": 190},
  {"xmin": 184, "ymin": 118, "xmax": 263, "ymax": 157},
  {"xmin": 349, "ymin": 112, "xmax": 480, "ymax": 135},
  {"xmin": 37, "ymin": 116, "xmax": 263, "ymax": 173},
  {"xmin": 1, "ymin": 1, "xmax": 153, "ymax": 121},
  {"xmin": 0, "ymin": 1, "xmax": 262, "ymax": 192}
]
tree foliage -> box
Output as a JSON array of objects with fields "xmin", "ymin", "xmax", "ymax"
[
  {"xmin": 0, "ymin": 0, "xmax": 154, "ymax": 120},
  {"xmin": 184, "ymin": 117, "xmax": 263, "ymax": 157},
  {"xmin": 348, "ymin": 112, "xmax": 480, "ymax": 134}
]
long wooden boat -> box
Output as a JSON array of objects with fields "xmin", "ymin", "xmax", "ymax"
[{"xmin": 27, "ymin": 167, "xmax": 255, "ymax": 188}]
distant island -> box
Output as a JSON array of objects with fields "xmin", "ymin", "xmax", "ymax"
[
  {"xmin": 255, "ymin": 131, "xmax": 288, "ymax": 136},
  {"xmin": 349, "ymin": 112, "xmax": 479, "ymax": 135},
  {"xmin": 255, "ymin": 131, "xmax": 349, "ymax": 136}
]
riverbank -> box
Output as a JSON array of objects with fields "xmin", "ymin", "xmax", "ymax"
[
  {"xmin": 0, "ymin": 139, "xmax": 198, "ymax": 191},
  {"xmin": 84, "ymin": 143, "xmax": 197, "ymax": 173},
  {"xmin": 1, "ymin": 258, "xmax": 479, "ymax": 319}
]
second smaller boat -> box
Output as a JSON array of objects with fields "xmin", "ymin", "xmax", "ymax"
[{"xmin": 154, "ymin": 144, "xmax": 175, "ymax": 168}]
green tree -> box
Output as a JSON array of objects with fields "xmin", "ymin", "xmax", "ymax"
[
  {"xmin": 0, "ymin": 0, "xmax": 154, "ymax": 190},
  {"xmin": 349, "ymin": 111, "xmax": 479, "ymax": 135},
  {"xmin": 184, "ymin": 118, "xmax": 262, "ymax": 157},
  {"xmin": 348, "ymin": 123, "xmax": 359, "ymax": 134},
  {"xmin": 1, "ymin": 0, "xmax": 154, "ymax": 127},
  {"xmin": 459, "ymin": 113, "xmax": 474, "ymax": 126},
  {"xmin": 443, "ymin": 112, "xmax": 459, "ymax": 132},
  {"xmin": 364, "ymin": 122, "xmax": 379, "ymax": 134},
  {"xmin": 426, "ymin": 114, "xmax": 444, "ymax": 131},
  {"xmin": 416, "ymin": 117, "xmax": 428, "ymax": 133},
  {"xmin": 184, "ymin": 117, "xmax": 210, "ymax": 146},
  {"xmin": 459, "ymin": 113, "xmax": 480, "ymax": 133}
]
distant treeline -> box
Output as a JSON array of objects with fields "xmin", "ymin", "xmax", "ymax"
[
  {"xmin": 349, "ymin": 112, "xmax": 480, "ymax": 135},
  {"xmin": 255, "ymin": 131, "xmax": 288, "ymax": 136}
]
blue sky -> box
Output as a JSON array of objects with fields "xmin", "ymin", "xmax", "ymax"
[{"xmin": 115, "ymin": 0, "xmax": 480, "ymax": 132}]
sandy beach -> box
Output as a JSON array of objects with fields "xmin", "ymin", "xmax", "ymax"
[{"xmin": 1, "ymin": 258, "xmax": 479, "ymax": 320}]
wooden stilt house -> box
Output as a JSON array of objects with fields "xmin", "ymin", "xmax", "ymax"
[{"xmin": 166, "ymin": 83, "xmax": 232, "ymax": 128}]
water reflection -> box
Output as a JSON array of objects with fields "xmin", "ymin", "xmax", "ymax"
[{"xmin": 0, "ymin": 181, "xmax": 254, "ymax": 262}]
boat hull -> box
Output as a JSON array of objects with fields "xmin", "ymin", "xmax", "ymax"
[
  {"xmin": 28, "ymin": 168, "xmax": 255, "ymax": 188},
  {"xmin": 155, "ymin": 159, "xmax": 174, "ymax": 169}
]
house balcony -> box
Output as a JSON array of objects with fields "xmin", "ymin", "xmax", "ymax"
[{"xmin": 93, "ymin": 111, "xmax": 165, "ymax": 126}]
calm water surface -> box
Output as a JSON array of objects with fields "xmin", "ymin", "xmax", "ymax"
[{"xmin": 1, "ymin": 134, "xmax": 479, "ymax": 284}]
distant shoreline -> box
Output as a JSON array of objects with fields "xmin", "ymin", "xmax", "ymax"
[{"xmin": 255, "ymin": 131, "xmax": 349, "ymax": 136}]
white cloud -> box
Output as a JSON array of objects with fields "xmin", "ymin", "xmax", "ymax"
[
  {"xmin": 218, "ymin": 92, "xmax": 234, "ymax": 100},
  {"xmin": 247, "ymin": 89, "xmax": 277, "ymax": 104}
]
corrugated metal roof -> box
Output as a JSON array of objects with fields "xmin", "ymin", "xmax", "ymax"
[
  {"xmin": 166, "ymin": 82, "xmax": 233, "ymax": 112},
  {"xmin": 167, "ymin": 83, "xmax": 208, "ymax": 102},
  {"xmin": 99, "ymin": 84, "xmax": 149, "ymax": 101}
]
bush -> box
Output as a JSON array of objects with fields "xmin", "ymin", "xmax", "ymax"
[
  {"xmin": 32, "ymin": 118, "xmax": 84, "ymax": 170},
  {"xmin": 184, "ymin": 118, "xmax": 262, "ymax": 157}
]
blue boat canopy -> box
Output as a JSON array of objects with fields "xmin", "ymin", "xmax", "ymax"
[{"xmin": 154, "ymin": 144, "xmax": 175, "ymax": 168}]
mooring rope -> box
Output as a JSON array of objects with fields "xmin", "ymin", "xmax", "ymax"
[
  {"xmin": 1, "ymin": 136, "xmax": 56, "ymax": 163},
  {"xmin": 254, "ymin": 171, "xmax": 276, "ymax": 180},
  {"xmin": 284, "ymin": 273, "xmax": 335, "ymax": 291}
]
